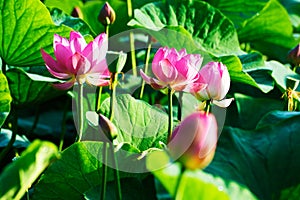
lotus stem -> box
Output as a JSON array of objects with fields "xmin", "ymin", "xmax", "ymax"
[{"xmin": 139, "ymin": 36, "xmax": 152, "ymax": 99}]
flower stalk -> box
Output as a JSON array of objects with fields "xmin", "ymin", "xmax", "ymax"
[
  {"xmin": 139, "ymin": 36, "xmax": 152, "ymax": 99},
  {"xmin": 168, "ymin": 88, "xmax": 174, "ymax": 140},
  {"xmin": 174, "ymin": 165, "xmax": 185, "ymax": 199},
  {"xmin": 77, "ymin": 83, "xmax": 84, "ymax": 142}
]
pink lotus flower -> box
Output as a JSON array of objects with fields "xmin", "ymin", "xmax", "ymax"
[
  {"xmin": 168, "ymin": 111, "xmax": 218, "ymax": 170},
  {"xmin": 41, "ymin": 31, "xmax": 110, "ymax": 90},
  {"xmin": 140, "ymin": 47, "xmax": 206, "ymax": 92},
  {"xmin": 194, "ymin": 62, "xmax": 233, "ymax": 107}
]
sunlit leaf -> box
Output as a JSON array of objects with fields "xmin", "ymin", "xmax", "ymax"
[
  {"xmin": 0, "ymin": 0, "xmax": 72, "ymax": 66},
  {"xmin": 128, "ymin": 0, "xmax": 242, "ymax": 55},
  {"xmin": 0, "ymin": 71, "xmax": 12, "ymax": 127},
  {"xmin": 6, "ymin": 68, "xmax": 65, "ymax": 106},
  {"xmin": 0, "ymin": 140, "xmax": 58, "ymax": 200}
]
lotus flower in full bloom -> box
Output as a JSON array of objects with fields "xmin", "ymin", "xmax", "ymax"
[
  {"xmin": 168, "ymin": 111, "xmax": 218, "ymax": 170},
  {"xmin": 140, "ymin": 47, "xmax": 206, "ymax": 92},
  {"xmin": 41, "ymin": 31, "xmax": 110, "ymax": 90},
  {"xmin": 194, "ymin": 62, "xmax": 233, "ymax": 107}
]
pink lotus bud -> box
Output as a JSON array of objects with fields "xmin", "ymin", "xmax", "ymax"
[
  {"xmin": 168, "ymin": 111, "xmax": 218, "ymax": 170},
  {"xmin": 71, "ymin": 6, "xmax": 83, "ymax": 19},
  {"xmin": 98, "ymin": 2, "xmax": 116, "ymax": 26},
  {"xmin": 288, "ymin": 44, "xmax": 300, "ymax": 66},
  {"xmin": 140, "ymin": 47, "xmax": 206, "ymax": 92},
  {"xmin": 195, "ymin": 62, "xmax": 230, "ymax": 101},
  {"xmin": 41, "ymin": 31, "xmax": 110, "ymax": 90},
  {"xmin": 99, "ymin": 114, "xmax": 118, "ymax": 141}
]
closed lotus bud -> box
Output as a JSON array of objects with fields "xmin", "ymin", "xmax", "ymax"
[
  {"xmin": 288, "ymin": 44, "xmax": 300, "ymax": 66},
  {"xmin": 98, "ymin": 2, "xmax": 116, "ymax": 26},
  {"xmin": 195, "ymin": 62, "xmax": 230, "ymax": 101},
  {"xmin": 168, "ymin": 111, "xmax": 218, "ymax": 170},
  {"xmin": 99, "ymin": 114, "xmax": 118, "ymax": 141},
  {"xmin": 71, "ymin": 6, "xmax": 83, "ymax": 19}
]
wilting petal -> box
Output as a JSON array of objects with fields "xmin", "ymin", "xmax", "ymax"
[
  {"xmin": 52, "ymin": 78, "xmax": 76, "ymax": 90},
  {"xmin": 70, "ymin": 31, "xmax": 87, "ymax": 53},
  {"xmin": 212, "ymin": 98, "xmax": 234, "ymax": 108}
]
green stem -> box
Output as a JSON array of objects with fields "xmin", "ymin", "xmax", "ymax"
[
  {"xmin": 59, "ymin": 99, "xmax": 70, "ymax": 151},
  {"xmin": 108, "ymin": 72, "xmax": 122, "ymax": 199},
  {"xmin": 77, "ymin": 83, "xmax": 84, "ymax": 142},
  {"xmin": 168, "ymin": 89, "xmax": 174, "ymax": 140},
  {"xmin": 126, "ymin": 0, "xmax": 136, "ymax": 76},
  {"xmin": 177, "ymin": 91, "xmax": 183, "ymax": 121},
  {"xmin": 101, "ymin": 142, "xmax": 108, "ymax": 200},
  {"xmin": 109, "ymin": 142, "xmax": 122, "ymax": 200},
  {"xmin": 127, "ymin": 0, "xmax": 132, "ymax": 18},
  {"xmin": 205, "ymin": 100, "xmax": 211, "ymax": 115},
  {"xmin": 129, "ymin": 31, "xmax": 137, "ymax": 76},
  {"xmin": 95, "ymin": 86, "xmax": 103, "ymax": 113},
  {"xmin": 174, "ymin": 165, "xmax": 185, "ymax": 199},
  {"xmin": 0, "ymin": 106, "xmax": 17, "ymax": 163},
  {"xmin": 109, "ymin": 73, "xmax": 117, "ymax": 121},
  {"xmin": 105, "ymin": 24, "xmax": 109, "ymax": 37},
  {"xmin": 139, "ymin": 36, "xmax": 152, "ymax": 99}
]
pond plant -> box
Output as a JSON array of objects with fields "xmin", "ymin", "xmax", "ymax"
[{"xmin": 0, "ymin": 0, "xmax": 300, "ymax": 199}]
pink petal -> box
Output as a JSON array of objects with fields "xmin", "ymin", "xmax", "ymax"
[
  {"xmin": 183, "ymin": 82, "xmax": 207, "ymax": 93},
  {"xmin": 46, "ymin": 65, "xmax": 72, "ymax": 79},
  {"xmin": 41, "ymin": 49, "xmax": 70, "ymax": 79},
  {"xmin": 53, "ymin": 34, "xmax": 69, "ymax": 51},
  {"xmin": 153, "ymin": 59, "xmax": 178, "ymax": 83},
  {"xmin": 52, "ymin": 79, "xmax": 76, "ymax": 90},
  {"xmin": 152, "ymin": 48, "xmax": 166, "ymax": 67},
  {"xmin": 178, "ymin": 48, "xmax": 187, "ymax": 57},
  {"xmin": 72, "ymin": 53, "xmax": 91, "ymax": 75},
  {"xmin": 70, "ymin": 31, "xmax": 87, "ymax": 53},
  {"xmin": 140, "ymin": 69, "xmax": 166, "ymax": 89},
  {"xmin": 83, "ymin": 33, "xmax": 108, "ymax": 64},
  {"xmin": 184, "ymin": 53, "xmax": 203, "ymax": 71},
  {"xmin": 89, "ymin": 59, "xmax": 109, "ymax": 75},
  {"xmin": 54, "ymin": 44, "xmax": 73, "ymax": 68}
]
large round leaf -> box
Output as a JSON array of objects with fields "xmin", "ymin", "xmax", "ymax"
[
  {"xmin": 205, "ymin": 0, "xmax": 297, "ymax": 61},
  {"xmin": 0, "ymin": 71, "xmax": 12, "ymax": 128},
  {"xmin": 206, "ymin": 111, "xmax": 300, "ymax": 199},
  {"xmin": 6, "ymin": 68, "xmax": 65, "ymax": 106},
  {"xmin": 128, "ymin": 0, "xmax": 242, "ymax": 55},
  {"xmin": 0, "ymin": 0, "xmax": 72, "ymax": 66},
  {"xmin": 0, "ymin": 140, "xmax": 58, "ymax": 200}
]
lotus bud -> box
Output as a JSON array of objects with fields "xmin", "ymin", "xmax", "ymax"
[
  {"xmin": 168, "ymin": 111, "xmax": 218, "ymax": 170},
  {"xmin": 71, "ymin": 6, "xmax": 83, "ymax": 19},
  {"xmin": 195, "ymin": 62, "xmax": 230, "ymax": 101},
  {"xmin": 98, "ymin": 114, "xmax": 118, "ymax": 141},
  {"xmin": 288, "ymin": 44, "xmax": 300, "ymax": 66},
  {"xmin": 98, "ymin": 2, "xmax": 116, "ymax": 26}
]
